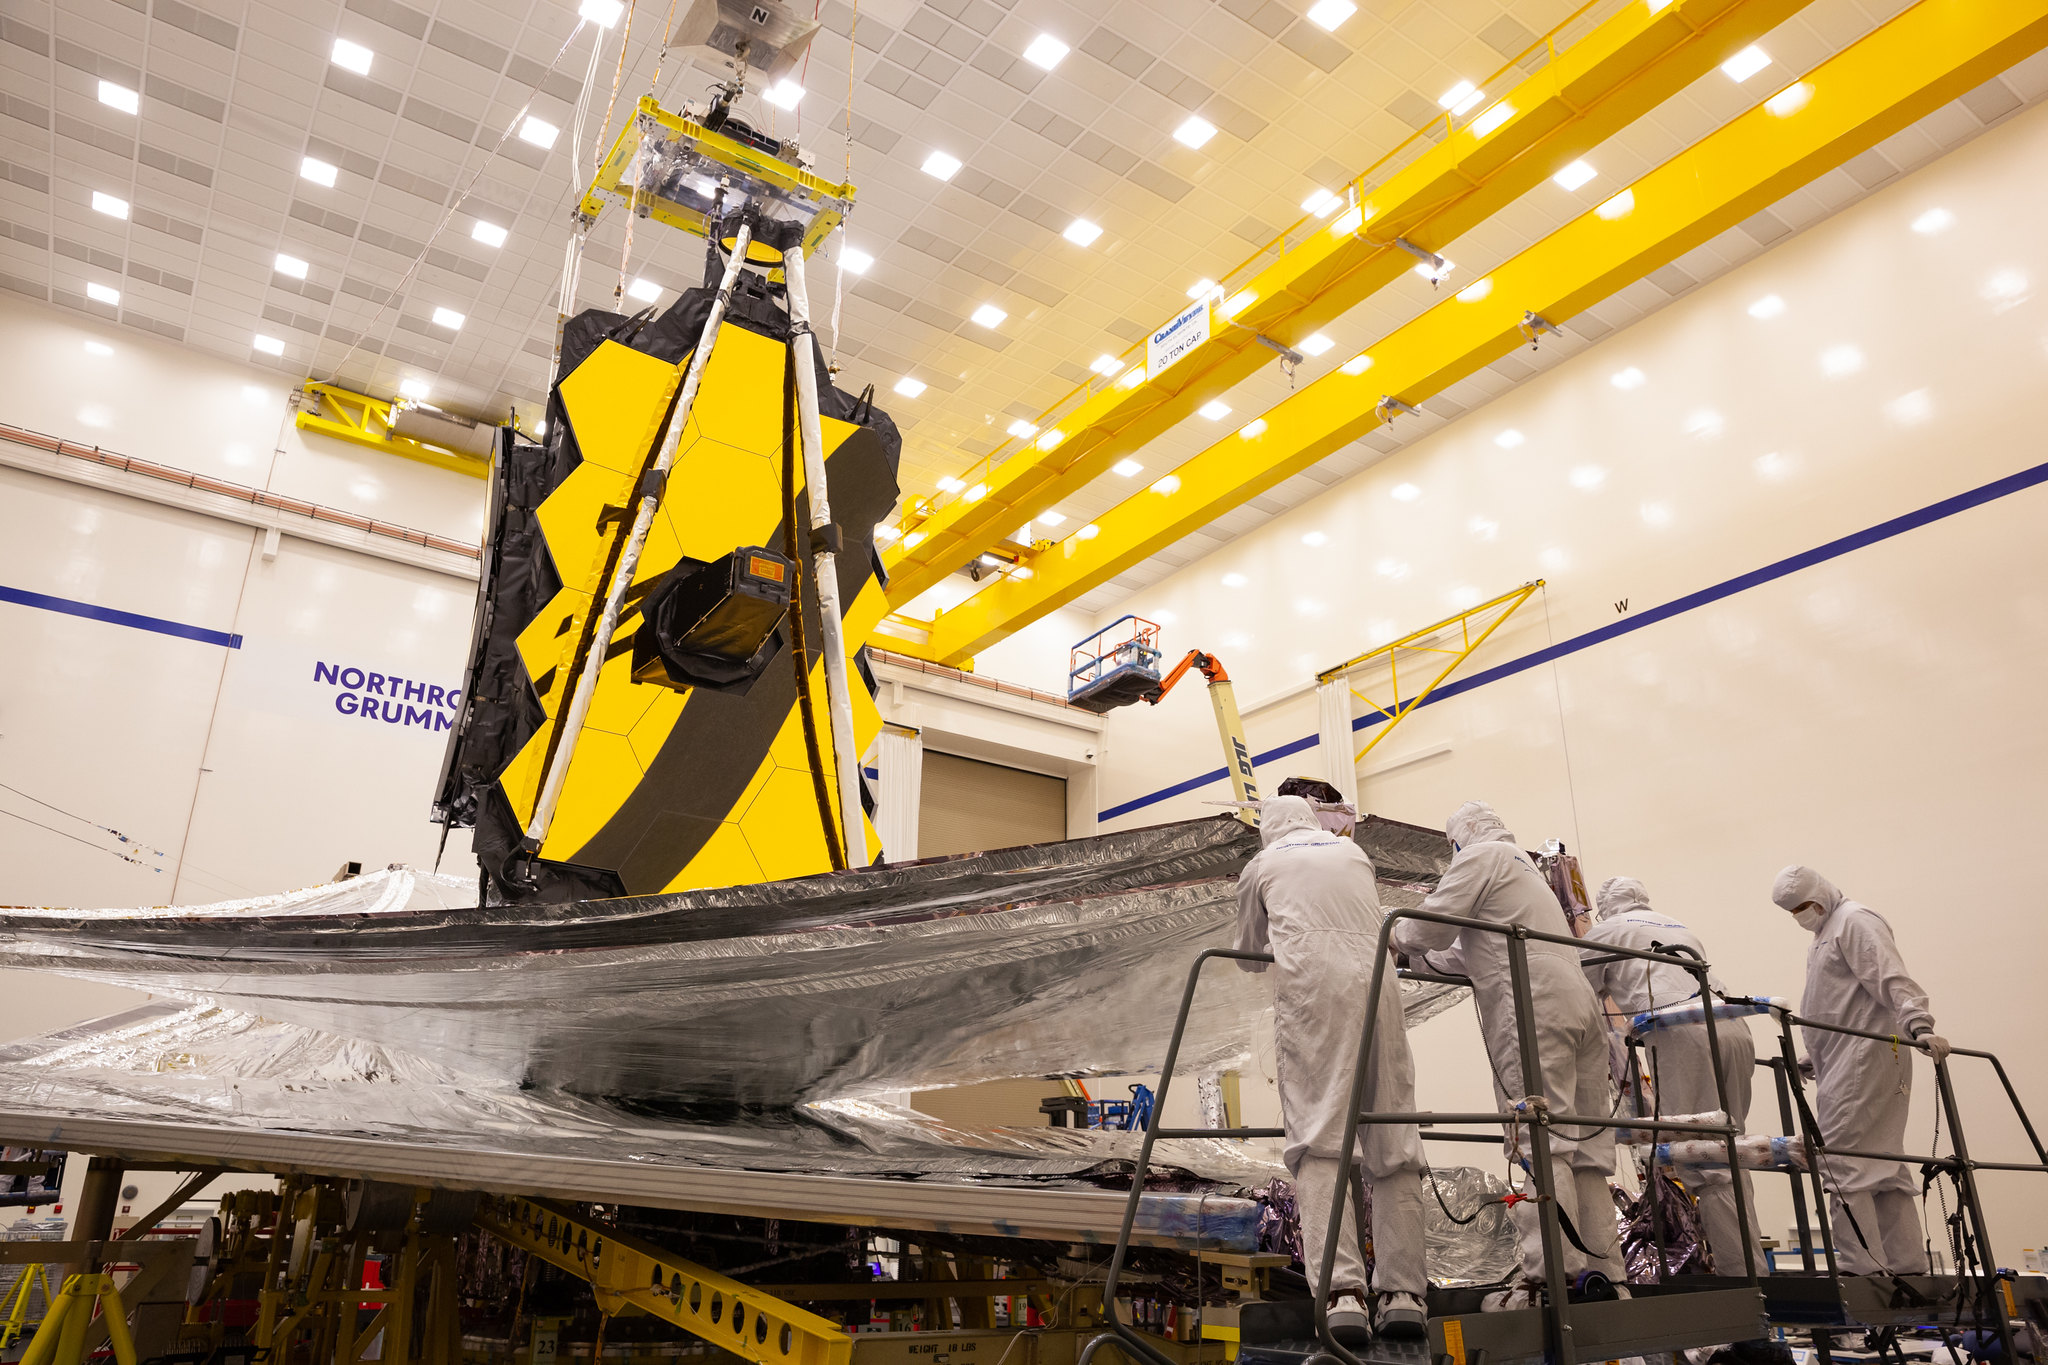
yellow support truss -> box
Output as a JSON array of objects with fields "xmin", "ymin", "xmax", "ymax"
[
  {"xmin": 1323, "ymin": 582, "xmax": 1542, "ymax": 764},
  {"xmin": 477, "ymin": 1195, "xmax": 852, "ymax": 1365},
  {"xmin": 923, "ymin": 0, "xmax": 2048, "ymax": 664},
  {"xmin": 293, "ymin": 382, "xmax": 490, "ymax": 480},
  {"xmin": 880, "ymin": 0, "xmax": 1814, "ymax": 606}
]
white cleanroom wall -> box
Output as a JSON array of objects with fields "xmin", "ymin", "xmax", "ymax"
[
  {"xmin": 0, "ymin": 294, "xmax": 488, "ymax": 1044},
  {"xmin": 1090, "ymin": 99, "xmax": 2048, "ymax": 1255}
]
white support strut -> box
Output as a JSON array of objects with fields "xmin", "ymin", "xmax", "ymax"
[
  {"xmin": 522, "ymin": 218, "xmax": 756, "ymax": 853},
  {"xmin": 783, "ymin": 242, "xmax": 869, "ymax": 867}
]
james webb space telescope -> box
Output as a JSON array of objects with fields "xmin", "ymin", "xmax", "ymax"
[{"xmin": 431, "ymin": 3, "xmax": 904, "ymax": 906}]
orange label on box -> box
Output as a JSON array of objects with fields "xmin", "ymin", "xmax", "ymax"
[
  {"xmin": 1441, "ymin": 1317, "xmax": 1465, "ymax": 1365},
  {"xmin": 748, "ymin": 556, "xmax": 786, "ymax": 583}
]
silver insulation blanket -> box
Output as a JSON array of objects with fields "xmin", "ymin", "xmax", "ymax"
[{"xmin": 0, "ymin": 815, "xmax": 1465, "ymax": 1111}]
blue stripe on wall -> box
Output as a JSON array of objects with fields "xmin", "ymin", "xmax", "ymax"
[
  {"xmin": 1099, "ymin": 457, "xmax": 2048, "ymax": 822},
  {"xmin": 0, "ymin": 585, "xmax": 244, "ymax": 649}
]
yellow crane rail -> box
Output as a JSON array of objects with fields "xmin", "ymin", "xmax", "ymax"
[
  {"xmin": 923, "ymin": 0, "xmax": 2048, "ymax": 664},
  {"xmin": 881, "ymin": 0, "xmax": 1815, "ymax": 605}
]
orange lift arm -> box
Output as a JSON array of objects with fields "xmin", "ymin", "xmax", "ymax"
[{"xmin": 1148, "ymin": 651, "xmax": 1260, "ymax": 823}]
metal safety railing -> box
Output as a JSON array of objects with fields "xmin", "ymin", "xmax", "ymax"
[{"xmin": 1079, "ymin": 908, "xmax": 1764, "ymax": 1365}]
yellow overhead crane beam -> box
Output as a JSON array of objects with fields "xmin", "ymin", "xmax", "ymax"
[
  {"xmin": 881, "ymin": 0, "xmax": 1817, "ymax": 607},
  {"xmin": 294, "ymin": 382, "xmax": 491, "ymax": 479},
  {"xmin": 926, "ymin": 0, "xmax": 2048, "ymax": 665}
]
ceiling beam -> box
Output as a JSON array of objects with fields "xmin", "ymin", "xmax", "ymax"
[
  {"xmin": 880, "ymin": 0, "xmax": 1818, "ymax": 607},
  {"xmin": 924, "ymin": 0, "xmax": 2048, "ymax": 666}
]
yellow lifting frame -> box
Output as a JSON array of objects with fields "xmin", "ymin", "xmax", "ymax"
[
  {"xmin": 922, "ymin": 0, "xmax": 2048, "ymax": 665},
  {"xmin": 880, "ymin": 0, "xmax": 1817, "ymax": 606},
  {"xmin": 294, "ymin": 382, "xmax": 490, "ymax": 480},
  {"xmin": 579, "ymin": 96, "xmax": 855, "ymax": 261},
  {"xmin": 1323, "ymin": 582, "xmax": 1542, "ymax": 764},
  {"xmin": 476, "ymin": 1195, "xmax": 852, "ymax": 1365}
]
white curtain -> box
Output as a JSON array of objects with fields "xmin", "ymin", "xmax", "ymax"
[
  {"xmin": 1316, "ymin": 677, "xmax": 1360, "ymax": 808},
  {"xmin": 872, "ymin": 725, "xmax": 924, "ymax": 863}
]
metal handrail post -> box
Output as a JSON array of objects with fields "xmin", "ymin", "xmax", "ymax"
[
  {"xmin": 1505, "ymin": 926, "xmax": 1576, "ymax": 1365},
  {"xmin": 1933, "ymin": 1055, "xmax": 2018, "ymax": 1365},
  {"xmin": 1301, "ymin": 914, "xmax": 1409, "ymax": 1365},
  {"xmin": 1665, "ymin": 945, "xmax": 1761, "ymax": 1282},
  {"xmin": 1081, "ymin": 946, "xmax": 1269, "ymax": 1365},
  {"xmin": 1766, "ymin": 1058, "xmax": 1820, "ymax": 1274},
  {"xmin": 1976, "ymin": 1053, "xmax": 2048, "ymax": 1165},
  {"xmin": 1774, "ymin": 1009, "xmax": 1847, "ymax": 1303}
]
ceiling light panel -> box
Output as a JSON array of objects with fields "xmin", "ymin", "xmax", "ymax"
[
  {"xmin": 97, "ymin": 80, "xmax": 137, "ymax": 114},
  {"xmin": 300, "ymin": 156, "xmax": 338, "ymax": 186},
  {"xmin": 1173, "ymin": 116, "xmax": 1216, "ymax": 149},
  {"xmin": 1023, "ymin": 33, "xmax": 1069, "ymax": 70},
  {"xmin": 921, "ymin": 150, "xmax": 962, "ymax": 180},
  {"xmin": 471, "ymin": 221, "xmax": 508, "ymax": 248},
  {"xmin": 91, "ymin": 191, "xmax": 128, "ymax": 219},
  {"xmin": 274, "ymin": 253, "xmax": 309, "ymax": 279},
  {"xmin": 331, "ymin": 38, "xmax": 373, "ymax": 75}
]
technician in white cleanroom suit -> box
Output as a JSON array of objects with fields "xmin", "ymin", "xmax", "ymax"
[
  {"xmin": 1390, "ymin": 801, "xmax": 1625, "ymax": 1301},
  {"xmin": 1581, "ymin": 876, "xmax": 1760, "ymax": 1271},
  {"xmin": 1235, "ymin": 795, "xmax": 1429, "ymax": 1343},
  {"xmin": 1773, "ymin": 864, "xmax": 1947, "ymax": 1275}
]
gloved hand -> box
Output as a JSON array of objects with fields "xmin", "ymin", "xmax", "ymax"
[
  {"xmin": 1918, "ymin": 1033, "xmax": 1952, "ymax": 1065},
  {"xmin": 1797, "ymin": 1055, "xmax": 1816, "ymax": 1082}
]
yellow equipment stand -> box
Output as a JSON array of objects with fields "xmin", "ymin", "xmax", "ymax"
[
  {"xmin": 18, "ymin": 1270, "xmax": 138, "ymax": 1365},
  {"xmin": 0, "ymin": 1263, "xmax": 55, "ymax": 1349}
]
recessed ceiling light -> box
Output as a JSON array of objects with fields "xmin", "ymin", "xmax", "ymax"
[
  {"xmin": 1301, "ymin": 531, "xmax": 1328, "ymax": 547},
  {"xmin": 400, "ymin": 378, "xmax": 431, "ymax": 400},
  {"xmin": 936, "ymin": 476, "xmax": 965, "ymax": 492},
  {"xmin": 1721, "ymin": 45, "xmax": 1771, "ymax": 82},
  {"xmin": 894, "ymin": 376, "xmax": 926, "ymax": 397},
  {"xmin": 518, "ymin": 116, "xmax": 560, "ymax": 150},
  {"xmin": 431, "ymin": 306, "xmax": 465, "ymax": 330},
  {"xmin": 1570, "ymin": 464, "xmax": 1606, "ymax": 489},
  {"xmin": 331, "ymin": 38, "xmax": 373, "ymax": 75},
  {"xmin": 300, "ymin": 156, "xmax": 338, "ymax": 187},
  {"xmin": 1340, "ymin": 353, "xmax": 1373, "ymax": 375},
  {"xmin": 763, "ymin": 79, "xmax": 804, "ymax": 110},
  {"xmin": 1611, "ymin": 366, "xmax": 1647, "ymax": 390},
  {"xmin": 97, "ymin": 80, "xmax": 138, "ymax": 115},
  {"xmin": 1007, "ymin": 418, "xmax": 1038, "ymax": 438},
  {"xmin": 1495, "ymin": 428, "xmax": 1525, "ymax": 448},
  {"xmin": 1819, "ymin": 344, "xmax": 1864, "ymax": 376},
  {"xmin": 1221, "ymin": 572, "xmax": 1247, "ymax": 587},
  {"xmin": 873, "ymin": 524, "xmax": 901, "ymax": 543},
  {"xmin": 274, "ymin": 253, "xmax": 309, "ymax": 279},
  {"xmin": 1090, "ymin": 354, "xmax": 1122, "ymax": 376},
  {"xmin": 1471, "ymin": 102, "xmax": 1514, "ymax": 137},
  {"xmin": 1306, "ymin": 0, "xmax": 1356, "ymax": 30},
  {"xmin": 841, "ymin": 246, "xmax": 873, "ymax": 274},
  {"xmin": 83, "ymin": 340, "xmax": 113, "ymax": 356},
  {"xmin": 86, "ymin": 282, "xmax": 120, "ymax": 306},
  {"xmin": 1187, "ymin": 278, "xmax": 1218, "ymax": 300},
  {"xmin": 1075, "ymin": 522, "xmax": 1098, "ymax": 539},
  {"xmin": 471, "ymin": 221, "xmax": 508, "ymax": 248},
  {"xmin": 1413, "ymin": 257, "xmax": 1454, "ymax": 282},
  {"xmin": 1553, "ymin": 159, "xmax": 1597, "ymax": 191},
  {"xmin": 1039, "ymin": 509, "xmax": 1066, "ymax": 526},
  {"xmin": 1150, "ymin": 474, "xmax": 1181, "ymax": 495},
  {"xmin": 626, "ymin": 278, "xmax": 662, "ymax": 303},
  {"xmin": 1765, "ymin": 82, "xmax": 1812, "ymax": 118},
  {"xmin": 1390, "ymin": 482, "xmax": 1421, "ymax": 502},
  {"xmin": 1439, "ymin": 81, "xmax": 1482, "ymax": 115},
  {"xmin": 1301, "ymin": 187, "xmax": 1339, "ymax": 217},
  {"xmin": 1222, "ymin": 289, "xmax": 1256, "ymax": 317},
  {"xmin": 1022, "ymin": 33, "xmax": 1069, "ymax": 70},
  {"xmin": 970, "ymin": 303, "xmax": 1007, "ymax": 328},
  {"xmin": 1238, "ymin": 418, "xmax": 1267, "ymax": 439},
  {"xmin": 253, "ymin": 334, "xmax": 285, "ymax": 355},
  {"xmin": 1063, "ymin": 218, "xmax": 1102, "ymax": 246},
  {"xmin": 91, "ymin": 191, "xmax": 129, "ymax": 219},
  {"xmin": 1299, "ymin": 333, "xmax": 1334, "ymax": 356},
  {"xmin": 921, "ymin": 150, "xmax": 962, "ymax": 181},
  {"xmin": 578, "ymin": 0, "xmax": 625, "ymax": 27},
  {"xmin": 1113, "ymin": 458, "xmax": 1144, "ymax": 477},
  {"xmin": 1198, "ymin": 400, "xmax": 1231, "ymax": 420},
  {"xmin": 1911, "ymin": 207, "xmax": 1954, "ymax": 235},
  {"xmin": 1596, "ymin": 189, "xmax": 1636, "ymax": 220},
  {"xmin": 965, "ymin": 483, "xmax": 989, "ymax": 501},
  {"xmin": 1173, "ymin": 115, "xmax": 1216, "ymax": 149},
  {"xmin": 1748, "ymin": 293, "xmax": 1786, "ymax": 319},
  {"xmin": 1456, "ymin": 277, "xmax": 1493, "ymax": 302}
]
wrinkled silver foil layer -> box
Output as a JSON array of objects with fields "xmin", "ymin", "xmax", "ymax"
[{"xmin": 0, "ymin": 816, "xmax": 1464, "ymax": 1109}]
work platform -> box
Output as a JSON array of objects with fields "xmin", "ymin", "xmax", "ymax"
[{"xmin": 1663, "ymin": 1271, "xmax": 2048, "ymax": 1332}]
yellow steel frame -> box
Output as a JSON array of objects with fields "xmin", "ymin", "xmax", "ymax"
[
  {"xmin": 294, "ymin": 382, "xmax": 491, "ymax": 480},
  {"xmin": 18, "ymin": 1272, "xmax": 137, "ymax": 1365},
  {"xmin": 1322, "ymin": 582, "xmax": 1542, "ymax": 764},
  {"xmin": 0, "ymin": 1263, "xmax": 53, "ymax": 1349},
  {"xmin": 880, "ymin": 0, "xmax": 1815, "ymax": 605},
  {"xmin": 924, "ymin": 0, "xmax": 2048, "ymax": 664},
  {"xmin": 579, "ymin": 96, "xmax": 855, "ymax": 260},
  {"xmin": 477, "ymin": 1194, "xmax": 852, "ymax": 1365}
]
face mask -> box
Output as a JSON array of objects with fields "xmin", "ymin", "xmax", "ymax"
[{"xmin": 1793, "ymin": 907, "xmax": 1824, "ymax": 932}]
